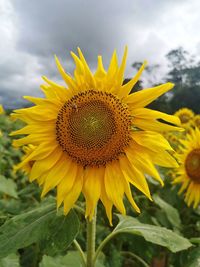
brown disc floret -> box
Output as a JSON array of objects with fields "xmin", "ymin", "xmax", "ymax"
[
  {"xmin": 56, "ymin": 90, "xmax": 131, "ymax": 167},
  {"xmin": 185, "ymin": 149, "xmax": 200, "ymax": 183}
]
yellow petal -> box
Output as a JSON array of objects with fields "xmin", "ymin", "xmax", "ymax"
[
  {"xmin": 132, "ymin": 108, "xmax": 181, "ymax": 127},
  {"xmin": 100, "ymin": 180, "xmax": 113, "ymax": 225},
  {"xmin": 23, "ymin": 96, "xmax": 61, "ymax": 107},
  {"xmin": 104, "ymin": 162, "xmax": 126, "ymax": 214},
  {"xmin": 41, "ymin": 85, "xmax": 70, "ymax": 102},
  {"xmin": 83, "ymin": 167, "xmax": 103, "ymax": 220},
  {"xmin": 42, "ymin": 76, "xmax": 66, "ymax": 90},
  {"xmin": 178, "ymin": 177, "xmax": 189, "ymax": 194},
  {"xmin": 54, "ymin": 55, "xmax": 78, "ymax": 92},
  {"xmin": 131, "ymin": 131, "xmax": 173, "ymax": 152},
  {"xmin": 107, "ymin": 49, "xmax": 118, "ymax": 77},
  {"xmin": 193, "ymin": 185, "xmax": 200, "ymax": 208},
  {"xmin": 12, "ymin": 106, "xmax": 58, "ymax": 121},
  {"xmin": 10, "ymin": 123, "xmax": 55, "ymax": 136},
  {"xmin": 63, "ymin": 166, "xmax": 84, "ymax": 215},
  {"xmin": 70, "ymin": 51, "xmax": 85, "ymax": 76},
  {"xmin": 57, "ymin": 161, "xmax": 78, "ymax": 207},
  {"xmin": 126, "ymin": 82, "xmax": 174, "ymax": 108},
  {"xmin": 152, "ymin": 149, "xmax": 179, "ymax": 168},
  {"xmin": 29, "ymin": 147, "xmax": 63, "ymax": 181},
  {"xmin": 119, "ymin": 61, "xmax": 147, "ymax": 98},
  {"xmin": 132, "ymin": 117, "xmax": 182, "ymax": 132},
  {"xmin": 77, "ymin": 48, "xmax": 96, "ymax": 88},
  {"xmin": 12, "ymin": 133, "xmax": 55, "ymax": 147},
  {"xmin": 41, "ymin": 155, "xmax": 73, "ymax": 197},
  {"xmin": 119, "ymin": 155, "xmax": 152, "ymax": 199},
  {"xmin": 37, "ymin": 173, "xmax": 46, "ymax": 186},
  {"xmin": 94, "ymin": 56, "xmax": 106, "ymax": 79},
  {"xmin": 126, "ymin": 144, "xmax": 163, "ymax": 186},
  {"xmin": 117, "ymin": 46, "xmax": 128, "ymax": 86},
  {"xmin": 15, "ymin": 142, "xmax": 57, "ymax": 171},
  {"xmin": 124, "ymin": 179, "xmax": 140, "ymax": 213}
]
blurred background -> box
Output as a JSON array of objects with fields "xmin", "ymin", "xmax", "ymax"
[{"xmin": 1, "ymin": 0, "xmax": 200, "ymax": 112}]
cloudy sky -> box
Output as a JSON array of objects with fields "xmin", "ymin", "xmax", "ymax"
[{"xmin": 1, "ymin": 0, "xmax": 200, "ymax": 108}]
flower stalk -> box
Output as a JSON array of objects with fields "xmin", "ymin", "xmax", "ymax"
[{"xmin": 86, "ymin": 209, "xmax": 97, "ymax": 267}]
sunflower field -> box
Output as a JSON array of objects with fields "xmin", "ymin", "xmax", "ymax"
[{"xmin": 0, "ymin": 47, "xmax": 200, "ymax": 267}]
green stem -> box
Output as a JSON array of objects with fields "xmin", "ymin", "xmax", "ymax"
[
  {"xmin": 94, "ymin": 232, "xmax": 117, "ymax": 264},
  {"xmin": 73, "ymin": 204, "xmax": 85, "ymax": 215},
  {"xmin": 94, "ymin": 232, "xmax": 149, "ymax": 267},
  {"xmin": 121, "ymin": 251, "xmax": 150, "ymax": 267},
  {"xmin": 86, "ymin": 209, "xmax": 96, "ymax": 267},
  {"xmin": 73, "ymin": 240, "xmax": 86, "ymax": 267}
]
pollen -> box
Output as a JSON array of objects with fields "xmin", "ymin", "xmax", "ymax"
[
  {"xmin": 185, "ymin": 149, "xmax": 200, "ymax": 183},
  {"xmin": 56, "ymin": 90, "xmax": 131, "ymax": 167}
]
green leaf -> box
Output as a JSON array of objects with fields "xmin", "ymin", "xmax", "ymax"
[
  {"xmin": 153, "ymin": 194, "xmax": 181, "ymax": 229},
  {"xmin": 0, "ymin": 175, "xmax": 18, "ymax": 198},
  {"xmin": 114, "ymin": 215, "xmax": 192, "ymax": 253},
  {"xmin": 39, "ymin": 253, "xmax": 81, "ymax": 267},
  {"xmin": 190, "ymin": 238, "xmax": 200, "ymax": 244},
  {"xmin": 41, "ymin": 210, "xmax": 80, "ymax": 255},
  {"xmin": 0, "ymin": 254, "xmax": 20, "ymax": 267},
  {"xmin": 40, "ymin": 252, "xmax": 105, "ymax": 267},
  {"xmin": 184, "ymin": 247, "xmax": 200, "ymax": 267},
  {"xmin": 0, "ymin": 202, "xmax": 80, "ymax": 258}
]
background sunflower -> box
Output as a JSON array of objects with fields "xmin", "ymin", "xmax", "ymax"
[
  {"xmin": 174, "ymin": 108, "xmax": 194, "ymax": 128},
  {"xmin": 173, "ymin": 128, "xmax": 200, "ymax": 208}
]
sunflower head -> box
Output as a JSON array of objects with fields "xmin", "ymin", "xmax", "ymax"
[
  {"xmin": 193, "ymin": 114, "xmax": 200, "ymax": 129},
  {"xmin": 174, "ymin": 108, "xmax": 194, "ymax": 128},
  {"xmin": 173, "ymin": 128, "xmax": 200, "ymax": 208},
  {"xmin": 11, "ymin": 47, "xmax": 181, "ymax": 223}
]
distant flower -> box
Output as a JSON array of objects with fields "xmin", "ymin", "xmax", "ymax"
[
  {"xmin": 0, "ymin": 105, "xmax": 4, "ymax": 136},
  {"xmin": 0, "ymin": 105, "xmax": 4, "ymax": 114},
  {"xmin": 193, "ymin": 114, "xmax": 200, "ymax": 129},
  {"xmin": 11, "ymin": 47, "xmax": 180, "ymax": 223},
  {"xmin": 174, "ymin": 108, "xmax": 194, "ymax": 128},
  {"xmin": 174, "ymin": 128, "xmax": 200, "ymax": 208}
]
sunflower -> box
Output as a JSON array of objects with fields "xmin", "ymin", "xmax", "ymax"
[
  {"xmin": 193, "ymin": 114, "xmax": 200, "ymax": 129},
  {"xmin": 11, "ymin": 47, "xmax": 181, "ymax": 223},
  {"xmin": 0, "ymin": 105, "xmax": 4, "ymax": 136},
  {"xmin": 0, "ymin": 105, "xmax": 4, "ymax": 114},
  {"xmin": 173, "ymin": 128, "xmax": 200, "ymax": 208},
  {"xmin": 174, "ymin": 108, "xmax": 194, "ymax": 128}
]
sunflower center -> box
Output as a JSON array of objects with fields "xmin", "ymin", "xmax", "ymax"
[
  {"xmin": 194, "ymin": 118, "xmax": 200, "ymax": 127},
  {"xmin": 56, "ymin": 90, "xmax": 131, "ymax": 167},
  {"xmin": 185, "ymin": 149, "xmax": 200, "ymax": 183},
  {"xmin": 180, "ymin": 114, "xmax": 190, "ymax": 124}
]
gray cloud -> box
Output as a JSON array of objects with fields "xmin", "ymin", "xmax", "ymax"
[{"xmin": 0, "ymin": 0, "xmax": 200, "ymax": 108}]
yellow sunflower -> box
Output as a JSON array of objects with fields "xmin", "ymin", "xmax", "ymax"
[
  {"xmin": 0, "ymin": 105, "xmax": 4, "ymax": 136},
  {"xmin": 11, "ymin": 47, "xmax": 181, "ymax": 223},
  {"xmin": 193, "ymin": 114, "xmax": 200, "ymax": 129},
  {"xmin": 174, "ymin": 108, "xmax": 194, "ymax": 128},
  {"xmin": 0, "ymin": 105, "xmax": 4, "ymax": 114},
  {"xmin": 173, "ymin": 128, "xmax": 200, "ymax": 208}
]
